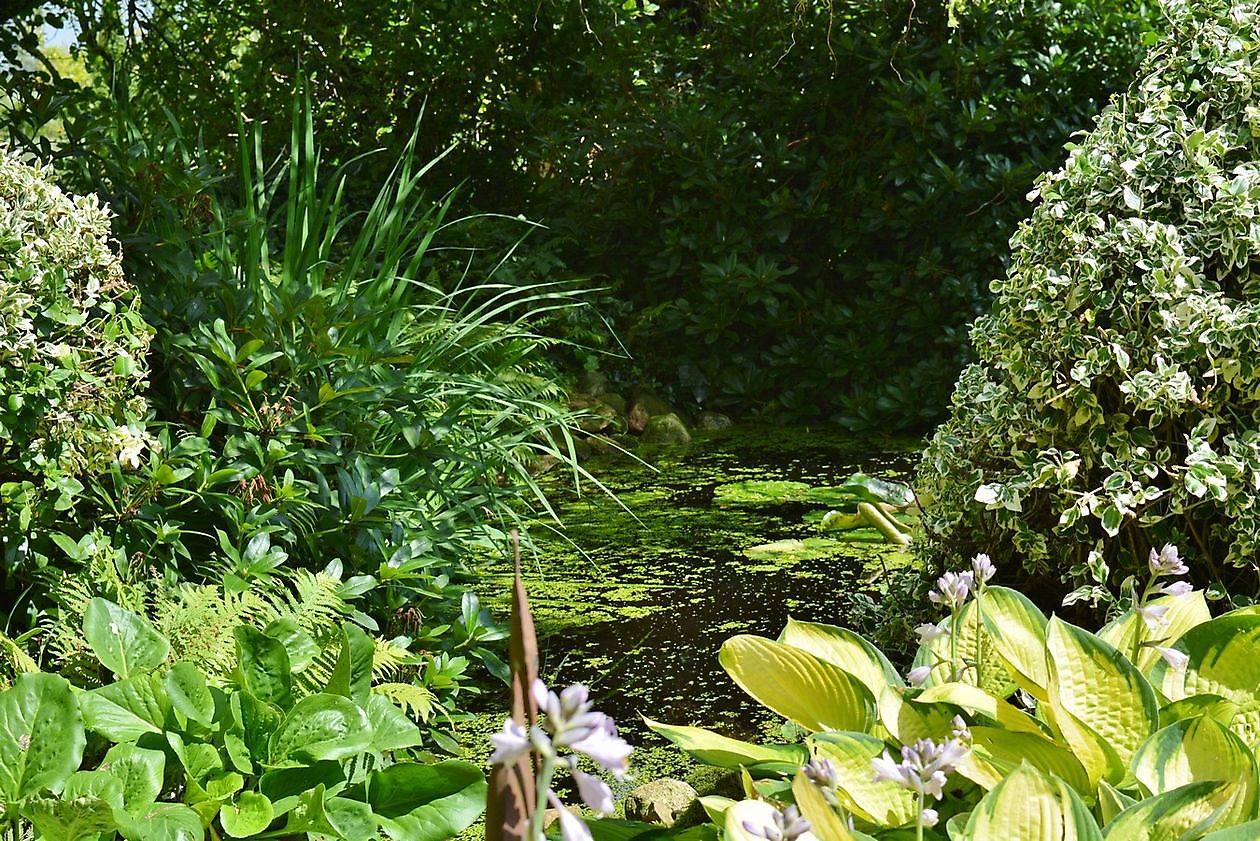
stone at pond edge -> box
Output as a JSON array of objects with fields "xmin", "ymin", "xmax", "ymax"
[
  {"xmin": 641, "ymin": 413, "xmax": 691, "ymax": 445},
  {"xmin": 624, "ymin": 778, "xmax": 700, "ymax": 827},
  {"xmin": 576, "ymin": 369, "xmax": 610, "ymax": 397},
  {"xmin": 696, "ymin": 411, "xmax": 733, "ymax": 430},
  {"xmin": 598, "ymin": 391, "xmax": 627, "ymax": 416}
]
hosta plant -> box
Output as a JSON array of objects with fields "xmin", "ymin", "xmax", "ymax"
[
  {"xmin": 0, "ymin": 597, "xmax": 485, "ymax": 840},
  {"xmin": 650, "ymin": 551, "xmax": 1260, "ymax": 839}
]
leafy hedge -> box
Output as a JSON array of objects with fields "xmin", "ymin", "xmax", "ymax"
[{"xmin": 918, "ymin": 0, "xmax": 1260, "ymax": 596}]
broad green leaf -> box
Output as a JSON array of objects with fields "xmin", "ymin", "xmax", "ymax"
[
  {"xmin": 1201, "ymin": 819, "xmax": 1260, "ymax": 839},
  {"xmin": 65, "ymin": 769, "xmax": 125, "ymax": 809},
  {"xmin": 232, "ymin": 692, "xmax": 283, "ymax": 768},
  {"xmin": 1046, "ymin": 617, "xmax": 1157, "ymax": 786},
  {"xmin": 220, "ymin": 791, "xmax": 275, "ymax": 838},
  {"xmin": 645, "ymin": 719, "xmax": 808, "ymax": 768},
  {"xmin": 1098, "ymin": 592, "xmax": 1210, "ymax": 674},
  {"xmin": 269, "ymin": 693, "xmax": 372, "ymax": 763},
  {"xmin": 780, "ymin": 618, "xmax": 904, "ymax": 695},
  {"xmin": 792, "ymin": 769, "xmax": 854, "ymax": 841},
  {"xmin": 263, "ymin": 618, "xmax": 319, "ymax": 673},
  {"xmin": 234, "ymin": 626, "xmax": 293, "ymax": 708},
  {"xmin": 259, "ymin": 761, "xmax": 345, "ymax": 806},
  {"xmin": 165, "ymin": 661, "xmax": 215, "ymax": 727},
  {"xmin": 0, "ymin": 672, "xmax": 85, "ymax": 801},
  {"xmin": 720, "ymin": 635, "xmax": 875, "ymax": 732},
  {"xmin": 118, "ymin": 802, "xmax": 205, "ymax": 841},
  {"xmin": 101, "ymin": 744, "xmax": 165, "ymax": 817},
  {"xmin": 977, "ymin": 587, "xmax": 1050, "ymax": 698},
  {"xmin": 962, "ymin": 726, "xmax": 1091, "ymax": 794},
  {"xmin": 366, "ymin": 693, "xmax": 423, "ymax": 753},
  {"xmin": 323, "ymin": 796, "xmax": 377, "ymax": 841},
  {"xmin": 1101, "ymin": 780, "xmax": 1229, "ymax": 839},
  {"xmin": 327, "ymin": 624, "xmax": 374, "ymax": 706},
  {"xmin": 810, "ymin": 732, "xmax": 919, "ymax": 826},
  {"xmin": 1098, "ymin": 780, "xmax": 1136, "ymax": 825},
  {"xmin": 368, "ymin": 761, "xmax": 487, "ymax": 841},
  {"xmin": 955, "ymin": 762, "xmax": 1102, "ymax": 841},
  {"xmin": 80, "ymin": 674, "xmax": 172, "ymax": 742},
  {"xmin": 23, "ymin": 794, "xmax": 118, "ymax": 841},
  {"xmin": 84, "ymin": 599, "xmax": 170, "ymax": 678},
  {"xmin": 877, "ymin": 686, "xmax": 955, "ymax": 745},
  {"xmin": 699, "ymin": 796, "xmax": 736, "ymax": 826},
  {"xmin": 1160, "ymin": 695, "xmax": 1240, "ymax": 729},
  {"xmin": 915, "ymin": 682, "xmax": 1043, "ymax": 735},
  {"xmin": 920, "ymin": 599, "xmax": 1017, "ymax": 697},
  {"xmin": 1131, "ymin": 716, "xmax": 1259, "ymax": 828}
]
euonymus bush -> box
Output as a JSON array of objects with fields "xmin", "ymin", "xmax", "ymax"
[
  {"xmin": 0, "ymin": 151, "xmax": 153, "ymax": 579},
  {"xmin": 0, "ymin": 597, "xmax": 485, "ymax": 840},
  {"xmin": 650, "ymin": 553, "xmax": 1260, "ymax": 839},
  {"xmin": 918, "ymin": 0, "xmax": 1260, "ymax": 594}
]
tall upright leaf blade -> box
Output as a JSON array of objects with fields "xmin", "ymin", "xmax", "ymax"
[
  {"xmin": 83, "ymin": 599, "xmax": 170, "ymax": 679},
  {"xmin": 0, "ymin": 673, "xmax": 85, "ymax": 803},
  {"xmin": 956, "ymin": 763, "xmax": 1102, "ymax": 840}
]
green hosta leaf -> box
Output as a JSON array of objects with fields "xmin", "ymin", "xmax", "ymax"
[
  {"xmin": 327, "ymin": 624, "xmax": 374, "ymax": 707},
  {"xmin": 809, "ymin": 732, "xmax": 919, "ymax": 827},
  {"xmin": 955, "ymin": 762, "xmax": 1102, "ymax": 841},
  {"xmin": 977, "ymin": 587, "xmax": 1050, "ymax": 699},
  {"xmin": 915, "ymin": 682, "xmax": 1043, "ymax": 735},
  {"xmin": 779, "ymin": 618, "xmax": 904, "ymax": 695},
  {"xmin": 220, "ymin": 791, "xmax": 275, "ymax": 838},
  {"xmin": 269, "ymin": 693, "xmax": 373, "ymax": 763},
  {"xmin": 962, "ymin": 726, "xmax": 1091, "ymax": 795},
  {"xmin": 644, "ymin": 719, "xmax": 808, "ymax": 768},
  {"xmin": 1046, "ymin": 617, "xmax": 1157, "ymax": 787},
  {"xmin": 23, "ymin": 794, "xmax": 118, "ymax": 841},
  {"xmin": 80, "ymin": 673, "xmax": 173, "ymax": 742},
  {"xmin": 0, "ymin": 672, "xmax": 85, "ymax": 802},
  {"xmin": 1098, "ymin": 780, "xmax": 1137, "ymax": 825},
  {"xmin": 234, "ymin": 626, "xmax": 293, "ymax": 708},
  {"xmin": 84, "ymin": 599, "xmax": 170, "ymax": 678},
  {"xmin": 877, "ymin": 685, "xmax": 956, "ymax": 745},
  {"xmin": 367, "ymin": 761, "xmax": 487, "ymax": 841},
  {"xmin": 1098, "ymin": 591, "xmax": 1210, "ymax": 674},
  {"xmin": 919, "ymin": 599, "xmax": 1017, "ymax": 698},
  {"xmin": 719, "ymin": 635, "xmax": 876, "ymax": 732},
  {"xmin": 791, "ymin": 769, "xmax": 854, "ymax": 841},
  {"xmin": 1160, "ymin": 696, "xmax": 1240, "ymax": 729},
  {"xmin": 101, "ymin": 744, "xmax": 165, "ymax": 817},
  {"xmin": 165, "ymin": 661, "xmax": 215, "ymax": 727},
  {"xmin": 1101, "ymin": 780, "xmax": 1229, "ymax": 839},
  {"xmin": 1131, "ymin": 716, "xmax": 1259, "ymax": 828},
  {"xmin": 1201, "ymin": 820, "xmax": 1260, "ymax": 839},
  {"xmin": 366, "ymin": 693, "xmax": 423, "ymax": 753}
]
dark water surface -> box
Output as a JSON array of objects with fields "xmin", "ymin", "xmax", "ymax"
[{"xmin": 473, "ymin": 426, "xmax": 922, "ymax": 749}]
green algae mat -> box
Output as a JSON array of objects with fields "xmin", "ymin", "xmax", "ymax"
[{"xmin": 471, "ymin": 426, "xmax": 922, "ymax": 768}]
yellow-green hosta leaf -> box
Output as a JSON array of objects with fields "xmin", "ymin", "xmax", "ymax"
[
  {"xmin": 1200, "ymin": 819, "xmax": 1260, "ymax": 839},
  {"xmin": 1160, "ymin": 696, "xmax": 1240, "ymax": 730},
  {"xmin": 1098, "ymin": 592, "xmax": 1210, "ymax": 674},
  {"xmin": 954, "ymin": 762, "xmax": 1102, "ymax": 841},
  {"xmin": 1131, "ymin": 716, "xmax": 1259, "ymax": 828},
  {"xmin": 720, "ymin": 636, "xmax": 876, "ymax": 733},
  {"xmin": 644, "ymin": 718, "xmax": 809, "ymax": 769},
  {"xmin": 1101, "ymin": 780, "xmax": 1229, "ymax": 839},
  {"xmin": 976, "ymin": 587, "xmax": 1050, "ymax": 699},
  {"xmin": 700, "ymin": 796, "xmax": 736, "ymax": 826},
  {"xmin": 780, "ymin": 618, "xmax": 904, "ymax": 696},
  {"xmin": 809, "ymin": 732, "xmax": 919, "ymax": 827},
  {"xmin": 876, "ymin": 686, "xmax": 956, "ymax": 745},
  {"xmin": 915, "ymin": 682, "xmax": 1044, "ymax": 735},
  {"xmin": 963, "ymin": 726, "xmax": 1091, "ymax": 795},
  {"xmin": 1046, "ymin": 618, "xmax": 1158, "ymax": 786},
  {"xmin": 918, "ymin": 600, "xmax": 1017, "ymax": 698},
  {"xmin": 791, "ymin": 769, "xmax": 855, "ymax": 841},
  {"xmin": 1097, "ymin": 781, "xmax": 1136, "ymax": 825}
]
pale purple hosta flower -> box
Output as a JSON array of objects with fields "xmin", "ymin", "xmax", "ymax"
[
  {"xmin": 1160, "ymin": 580, "xmax": 1193, "ymax": 598},
  {"xmin": 803, "ymin": 758, "xmax": 840, "ymax": 807},
  {"xmin": 531, "ymin": 680, "xmax": 632, "ymax": 775},
  {"xmin": 929, "ymin": 571, "xmax": 974, "ymax": 609},
  {"xmin": 920, "ymin": 808, "xmax": 940, "ymax": 828},
  {"xmin": 569, "ymin": 714, "xmax": 632, "ymax": 777},
  {"xmin": 907, "ymin": 666, "xmax": 932, "ymax": 687},
  {"xmin": 549, "ymin": 792, "xmax": 595, "ymax": 841},
  {"xmin": 489, "ymin": 718, "xmax": 532, "ymax": 765},
  {"xmin": 1149, "ymin": 544, "xmax": 1188, "ymax": 577},
  {"xmin": 915, "ymin": 623, "xmax": 949, "ymax": 645},
  {"xmin": 872, "ymin": 736, "xmax": 969, "ymax": 800},
  {"xmin": 1137, "ymin": 603, "xmax": 1170, "ymax": 632},
  {"xmin": 971, "ymin": 554, "xmax": 996, "ymax": 584},
  {"xmin": 742, "ymin": 805, "xmax": 811, "ymax": 841},
  {"xmin": 1149, "ymin": 645, "xmax": 1189, "ymax": 671},
  {"xmin": 569, "ymin": 760, "xmax": 614, "ymax": 814}
]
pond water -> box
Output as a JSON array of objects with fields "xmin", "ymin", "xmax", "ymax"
[{"xmin": 472, "ymin": 425, "xmax": 922, "ymax": 766}]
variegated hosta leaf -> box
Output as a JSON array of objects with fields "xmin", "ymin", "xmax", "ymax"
[
  {"xmin": 955, "ymin": 762, "xmax": 1102, "ymax": 841},
  {"xmin": 779, "ymin": 618, "xmax": 904, "ymax": 697},
  {"xmin": 1131, "ymin": 716, "xmax": 1259, "ymax": 829},
  {"xmin": 809, "ymin": 732, "xmax": 919, "ymax": 828},
  {"xmin": 1101, "ymin": 780, "xmax": 1229, "ymax": 839},
  {"xmin": 791, "ymin": 768, "xmax": 855, "ymax": 841},
  {"xmin": 1098, "ymin": 591, "xmax": 1210, "ymax": 674},
  {"xmin": 976, "ymin": 586, "xmax": 1051, "ymax": 699},
  {"xmin": 961, "ymin": 725, "xmax": 1091, "ymax": 795},
  {"xmin": 917, "ymin": 598, "xmax": 1017, "ymax": 698}
]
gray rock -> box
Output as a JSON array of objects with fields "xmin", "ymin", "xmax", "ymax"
[
  {"xmin": 627, "ymin": 401, "xmax": 651, "ymax": 435},
  {"xmin": 629, "ymin": 391, "xmax": 676, "ymax": 419},
  {"xmin": 695, "ymin": 411, "xmax": 733, "ymax": 430},
  {"xmin": 597, "ymin": 391, "xmax": 627, "ymax": 416},
  {"xmin": 624, "ymin": 778, "xmax": 699, "ymax": 827},
  {"xmin": 641, "ymin": 413, "xmax": 691, "ymax": 445},
  {"xmin": 575, "ymin": 369, "xmax": 610, "ymax": 397}
]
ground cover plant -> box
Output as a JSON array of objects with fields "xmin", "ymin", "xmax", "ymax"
[{"xmin": 918, "ymin": 0, "xmax": 1260, "ymax": 599}]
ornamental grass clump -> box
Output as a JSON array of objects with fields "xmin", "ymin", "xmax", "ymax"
[
  {"xmin": 0, "ymin": 150, "xmax": 152, "ymax": 557},
  {"xmin": 917, "ymin": 0, "xmax": 1260, "ymax": 595}
]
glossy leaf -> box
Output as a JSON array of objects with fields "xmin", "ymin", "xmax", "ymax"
[
  {"xmin": 955, "ymin": 763, "xmax": 1102, "ymax": 840},
  {"xmin": 0, "ymin": 672, "xmax": 85, "ymax": 802},
  {"xmin": 1101, "ymin": 780, "xmax": 1229, "ymax": 839},
  {"xmin": 84, "ymin": 599, "xmax": 170, "ymax": 678},
  {"xmin": 368, "ymin": 760, "xmax": 487, "ymax": 841},
  {"xmin": 269, "ymin": 693, "xmax": 373, "ymax": 763},
  {"xmin": 645, "ymin": 719, "xmax": 808, "ymax": 768},
  {"xmin": 220, "ymin": 791, "xmax": 276, "ymax": 838},
  {"xmin": 1131, "ymin": 716, "xmax": 1259, "ymax": 828},
  {"xmin": 810, "ymin": 732, "xmax": 919, "ymax": 827},
  {"xmin": 234, "ymin": 626, "xmax": 293, "ymax": 708},
  {"xmin": 165, "ymin": 661, "xmax": 215, "ymax": 727}
]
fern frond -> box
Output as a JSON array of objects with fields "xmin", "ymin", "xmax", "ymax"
[
  {"xmin": 371, "ymin": 636, "xmax": 412, "ymax": 679},
  {"xmin": 372, "ymin": 681, "xmax": 435, "ymax": 722},
  {"xmin": 0, "ymin": 630, "xmax": 39, "ymax": 689}
]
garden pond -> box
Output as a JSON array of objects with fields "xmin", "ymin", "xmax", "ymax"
[{"xmin": 467, "ymin": 426, "xmax": 923, "ymax": 787}]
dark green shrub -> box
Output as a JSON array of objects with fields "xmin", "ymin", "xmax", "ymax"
[
  {"xmin": 918, "ymin": 0, "xmax": 1260, "ymax": 599},
  {"xmin": 524, "ymin": 0, "xmax": 1157, "ymax": 428}
]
